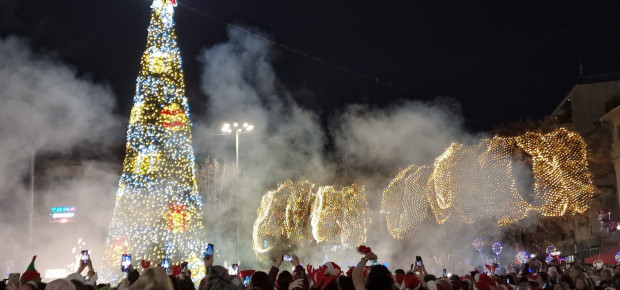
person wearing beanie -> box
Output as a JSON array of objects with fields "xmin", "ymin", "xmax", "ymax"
[{"xmin": 21, "ymin": 256, "xmax": 41, "ymax": 284}]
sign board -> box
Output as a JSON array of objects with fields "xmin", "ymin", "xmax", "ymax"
[{"xmin": 50, "ymin": 207, "xmax": 76, "ymax": 223}]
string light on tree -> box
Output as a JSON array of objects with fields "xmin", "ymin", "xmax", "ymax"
[{"xmin": 102, "ymin": 0, "xmax": 207, "ymax": 282}]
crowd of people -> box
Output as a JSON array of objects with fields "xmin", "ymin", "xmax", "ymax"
[{"xmin": 3, "ymin": 248, "xmax": 620, "ymax": 290}]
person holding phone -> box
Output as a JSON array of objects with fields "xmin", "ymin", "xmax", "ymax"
[
  {"xmin": 352, "ymin": 248, "xmax": 393, "ymax": 290},
  {"xmin": 203, "ymin": 244, "xmax": 215, "ymax": 276},
  {"xmin": 268, "ymin": 254, "xmax": 299, "ymax": 286},
  {"xmin": 67, "ymin": 254, "xmax": 98, "ymax": 286}
]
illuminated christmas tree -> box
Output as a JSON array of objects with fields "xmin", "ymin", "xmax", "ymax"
[{"xmin": 103, "ymin": 0, "xmax": 207, "ymax": 279}]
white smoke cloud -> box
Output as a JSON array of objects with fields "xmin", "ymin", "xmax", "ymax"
[
  {"xmin": 0, "ymin": 37, "xmax": 122, "ymax": 274},
  {"xmin": 192, "ymin": 26, "xmax": 501, "ymax": 272}
]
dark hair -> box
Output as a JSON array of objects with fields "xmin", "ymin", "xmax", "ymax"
[
  {"xmin": 128, "ymin": 269, "xmax": 141, "ymax": 285},
  {"xmin": 424, "ymin": 275, "xmax": 437, "ymax": 283},
  {"xmin": 366, "ymin": 265, "xmax": 394, "ymax": 290},
  {"xmin": 277, "ymin": 271, "xmax": 293, "ymax": 290},
  {"xmin": 250, "ymin": 271, "xmax": 272, "ymax": 290},
  {"xmin": 84, "ymin": 284, "xmax": 95, "ymax": 290},
  {"xmin": 70, "ymin": 280, "xmax": 86, "ymax": 290},
  {"xmin": 179, "ymin": 277, "xmax": 195, "ymax": 290},
  {"xmin": 394, "ymin": 269, "xmax": 405, "ymax": 275},
  {"xmin": 321, "ymin": 279, "xmax": 339, "ymax": 290},
  {"xmin": 559, "ymin": 275, "xmax": 574, "ymax": 289},
  {"xmin": 169, "ymin": 276, "xmax": 181, "ymax": 290},
  {"xmin": 338, "ymin": 276, "xmax": 354, "ymax": 290}
]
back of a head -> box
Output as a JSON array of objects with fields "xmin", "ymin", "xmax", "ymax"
[
  {"xmin": 179, "ymin": 278, "xmax": 195, "ymax": 290},
  {"xmin": 130, "ymin": 267, "xmax": 174, "ymax": 290},
  {"xmin": 70, "ymin": 280, "xmax": 86, "ymax": 290},
  {"xmin": 338, "ymin": 276, "xmax": 354, "ymax": 290},
  {"xmin": 436, "ymin": 279, "xmax": 451, "ymax": 290},
  {"xmin": 128, "ymin": 270, "xmax": 141, "ymax": 286},
  {"xmin": 169, "ymin": 276, "xmax": 181, "ymax": 290},
  {"xmin": 47, "ymin": 279, "xmax": 75, "ymax": 290},
  {"xmin": 366, "ymin": 265, "xmax": 394, "ymax": 290},
  {"xmin": 424, "ymin": 275, "xmax": 437, "ymax": 283},
  {"xmin": 394, "ymin": 269, "xmax": 405, "ymax": 276},
  {"xmin": 203, "ymin": 266, "xmax": 237, "ymax": 290},
  {"xmin": 277, "ymin": 271, "xmax": 293, "ymax": 290},
  {"xmin": 250, "ymin": 271, "xmax": 272, "ymax": 290},
  {"xmin": 322, "ymin": 279, "xmax": 339, "ymax": 290}
]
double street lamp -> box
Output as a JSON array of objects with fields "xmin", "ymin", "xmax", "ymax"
[
  {"xmin": 221, "ymin": 122, "xmax": 254, "ymax": 172},
  {"xmin": 220, "ymin": 122, "xmax": 253, "ymax": 262}
]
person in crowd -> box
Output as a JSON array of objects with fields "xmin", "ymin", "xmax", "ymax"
[
  {"xmin": 568, "ymin": 266, "xmax": 583, "ymax": 283},
  {"xmin": 537, "ymin": 272, "xmax": 551, "ymax": 289},
  {"xmin": 46, "ymin": 280, "xmax": 75, "ymax": 290},
  {"xmin": 276, "ymin": 271, "xmax": 293, "ymax": 290},
  {"xmin": 599, "ymin": 270, "xmax": 612, "ymax": 287},
  {"xmin": 288, "ymin": 257, "xmax": 308, "ymax": 290},
  {"xmin": 268, "ymin": 255, "xmax": 299, "ymax": 286},
  {"xmin": 575, "ymin": 277, "xmax": 591, "ymax": 290},
  {"xmin": 248, "ymin": 271, "xmax": 271, "ymax": 290},
  {"xmin": 200, "ymin": 266, "xmax": 239, "ymax": 290},
  {"xmin": 352, "ymin": 250, "xmax": 394, "ymax": 290},
  {"xmin": 558, "ymin": 275, "xmax": 573, "ymax": 290},
  {"xmin": 67, "ymin": 259, "xmax": 98, "ymax": 287},
  {"xmin": 338, "ymin": 276, "xmax": 355, "ymax": 290},
  {"xmin": 69, "ymin": 279, "xmax": 86, "ymax": 290},
  {"xmin": 168, "ymin": 276, "xmax": 181, "ymax": 290},
  {"xmin": 129, "ymin": 267, "xmax": 173, "ymax": 290}
]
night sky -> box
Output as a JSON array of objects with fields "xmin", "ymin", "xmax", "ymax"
[{"xmin": 3, "ymin": 0, "xmax": 620, "ymax": 131}]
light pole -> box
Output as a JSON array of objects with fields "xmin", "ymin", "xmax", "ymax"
[
  {"xmin": 220, "ymin": 122, "xmax": 253, "ymax": 262},
  {"xmin": 221, "ymin": 122, "xmax": 254, "ymax": 172}
]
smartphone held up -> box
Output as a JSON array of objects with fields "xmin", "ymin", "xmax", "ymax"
[
  {"xmin": 81, "ymin": 250, "xmax": 89, "ymax": 265},
  {"xmin": 415, "ymin": 256, "xmax": 423, "ymax": 267},
  {"xmin": 121, "ymin": 254, "xmax": 132, "ymax": 272},
  {"xmin": 204, "ymin": 243, "xmax": 214, "ymax": 259},
  {"xmin": 229, "ymin": 264, "xmax": 239, "ymax": 275}
]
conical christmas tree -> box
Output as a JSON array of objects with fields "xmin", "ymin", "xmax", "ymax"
[{"xmin": 103, "ymin": 0, "xmax": 207, "ymax": 280}]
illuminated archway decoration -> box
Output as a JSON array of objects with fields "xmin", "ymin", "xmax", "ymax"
[
  {"xmin": 252, "ymin": 180, "xmax": 371, "ymax": 260},
  {"xmin": 382, "ymin": 128, "xmax": 595, "ymax": 239}
]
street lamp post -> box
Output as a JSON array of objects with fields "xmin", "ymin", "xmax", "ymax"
[
  {"xmin": 220, "ymin": 122, "xmax": 253, "ymax": 262},
  {"xmin": 221, "ymin": 122, "xmax": 254, "ymax": 172}
]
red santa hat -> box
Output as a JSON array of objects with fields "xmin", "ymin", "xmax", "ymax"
[
  {"xmin": 322, "ymin": 262, "xmax": 342, "ymax": 276},
  {"xmin": 478, "ymin": 274, "xmax": 496, "ymax": 287},
  {"xmin": 396, "ymin": 275, "xmax": 421, "ymax": 290},
  {"xmin": 474, "ymin": 282, "xmax": 492, "ymax": 290},
  {"xmin": 346, "ymin": 267, "xmax": 354, "ymax": 278}
]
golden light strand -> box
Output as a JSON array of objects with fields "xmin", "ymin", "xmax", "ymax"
[{"xmin": 382, "ymin": 128, "xmax": 595, "ymax": 239}]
